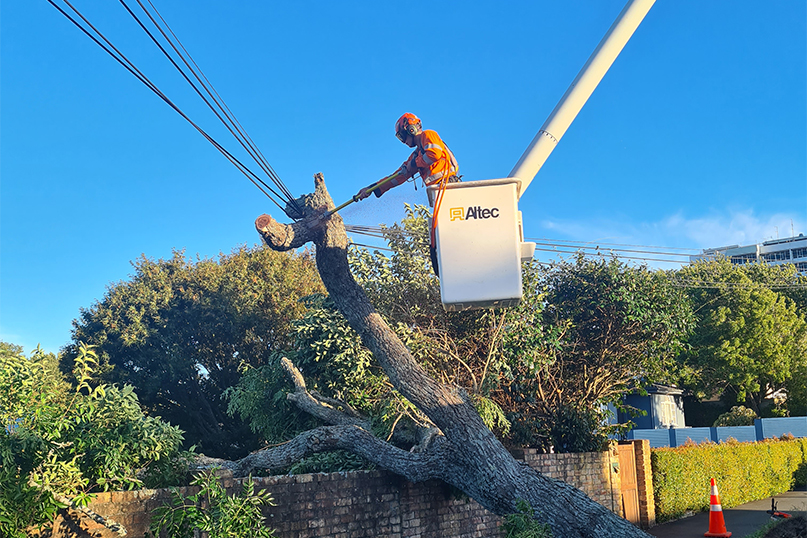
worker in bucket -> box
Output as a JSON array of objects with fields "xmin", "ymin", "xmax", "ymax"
[
  {"xmin": 357, "ymin": 113, "xmax": 460, "ymax": 200},
  {"xmin": 356, "ymin": 114, "xmax": 460, "ymax": 276}
]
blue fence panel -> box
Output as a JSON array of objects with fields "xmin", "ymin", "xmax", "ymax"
[
  {"xmin": 756, "ymin": 417, "xmax": 807, "ymax": 439},
  {"xmin": 628, "ymin": 429, "xmax": 671, "ymax": 448},
  {"xmin": 670, "ymin": 427, "xmax": 711, "ymax": 447},
  {"xmin": 712, "ymin": 426, "xmax": 756, "ymax": 443},
  {"xmin": 626, "ymin": 416, "xmax": 807, "ymax": 448}
]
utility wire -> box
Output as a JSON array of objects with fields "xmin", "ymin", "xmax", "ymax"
[
  {"xmin": 531, "ymin": 246, "xmax": 685, "ymax": 264},
  {"xmin": 128, "ymin": 0, "xmax": 302, "ymax": 217},
  {"xmin": 348, "ymin": 242, "xmax": 394, "ymax": 253},
  {"xmin": 345, "ymin": 224, "xmax": 697, "ymax": 262},
  {"xmin": 48, "ymin": 0, "xmax": 300, "ymax": 217},
  {"xmin": 146, "ymin": 0, "xmax": 295, "ymax": 202},
  {"xmin": 344, "ymin": 227, "xmax": 807, "ymax": 286},
  {"xmin": 527, "ymin": 237, "xmax": 701, "ymax": 252},
  {"xmin": 529, "ymin": 241, "xmax": 692, "ymax": 260}
]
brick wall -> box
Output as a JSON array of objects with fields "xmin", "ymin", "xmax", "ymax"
[
  {"xmin": 44, "ymin": 448, "xmax": 640, "ymax": 538},
  {"xmin": 629, "ymin": 439, "xmax": 656, "ymax": 528},
  {"xmin": 511, "ymin": 444, "xmax": 623, "ymax": 515}
]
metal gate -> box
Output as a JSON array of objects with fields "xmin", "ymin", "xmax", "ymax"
[{"xmin": 617, "ymin": 443, "xmax": 640, "ymax": 525}]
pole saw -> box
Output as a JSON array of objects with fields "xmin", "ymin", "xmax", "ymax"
[{"xmin": 320, "ymin": 171, "xmax": 403, "ymax": 219}]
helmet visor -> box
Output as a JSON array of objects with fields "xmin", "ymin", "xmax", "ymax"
[{"xmin": 396, "ymin": 130, "xmax": 406, "ymax": 142}]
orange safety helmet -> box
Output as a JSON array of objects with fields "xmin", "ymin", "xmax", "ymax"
[{"xmin": 395, "ymin": 113, "xmax": 422, "ymax": 142}]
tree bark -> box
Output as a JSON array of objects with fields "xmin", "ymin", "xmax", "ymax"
[{"xmin": 226, "ymin": 173, "xmax": 650, "ymax": 537}]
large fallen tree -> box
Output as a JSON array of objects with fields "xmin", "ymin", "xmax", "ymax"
[{"xmin": 200, "ymin": 174, "xmax": 650, "ymax": 538}]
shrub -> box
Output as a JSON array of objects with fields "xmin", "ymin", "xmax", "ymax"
[
  {"xmin": 0, "ymin": 343, "xmax": 187, "ymax": 537},
  {"xmin": 651, "ymin": 437, "xmax": 807, "ymax": 522},
  {"xmin": 502, "ymin": 499, "xmax": 553, "ymax": 538},
  {"xmin": 713, "ymin": 406, "xmax": 757, "ymax": 427},
  {"xmin": 149, "ymin": 469, "xmax": 276, "ymax": 538}
]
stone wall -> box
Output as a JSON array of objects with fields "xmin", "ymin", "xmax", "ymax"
[{"xmin": 44, "ymin": 446, "xmax": 645, "ymax": 538}]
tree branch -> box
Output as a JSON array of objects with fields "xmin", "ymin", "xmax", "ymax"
[
  {"xmin": 196, "ymin": 425, "xmax": 440, "ymax": 482},
  {"xmin": 281, "ymin": 357, "xmax": 371, "ymax": 429},
  {"xmin": 51, "ymin": 491, "xmax": 126, "ymax": 536},
  {"xmin": 281, "ymin": 356, "xmax": 437, "ymax": 448}
]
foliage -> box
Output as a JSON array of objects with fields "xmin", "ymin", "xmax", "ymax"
[
  {"xmin": 544, "ymin": 404, "xmax": 612, "ymax": 453},
  {"xmin": 0, "ymin": 342, "xmax": 186, "ymax": 537},
  {"xmin": 651, "ymin": 437, "xmax": 807, "ymax": 522},
  {"xmin": 350, "ymin": 204, "xmax": 509, "ymax": 400},
  {"xmin": 228, "ymin": 207, "xmax": 694, "ymax": 455},
  {"xmin": 503, "ymin": 254, "xmax": 693, "ymax": 451},
  {"xmin": 150, "ymin": 469, "xmax": 276, "ymax": 538},
  {"xmin": 64, "ymin": 246, "xmax": 324, "ymax": 459},
  {"xmin": 471, "ymin": 394, "xmax": 511, "ymax": 437},
  {"xmin": 225, "ymin": 294, "xmax": 410, "ymax": 448},
  {"xmin": 286, "ymin": 450, "xmax": 374, "ymax": 475},
  {"xmin": 677, "ymin": 258, "xmax": 807, "ymax": 416},
  {"xmin": 353, "ymin": 210, "xmax": 695, "ymax": 452},
  {"xmin": 713, "ymin": 406, "xmax": 757, "ymax": 427},
  {"xmin": 230, "ymin": 207, "xmax": 516, "ymax": 451},
  {"xmin": 1, "ymin": 343, "xmax": 70, "ymax": 536},
  {"xmin": 502, "ymin": 499, "xmax": 553, "ymax": 538}
]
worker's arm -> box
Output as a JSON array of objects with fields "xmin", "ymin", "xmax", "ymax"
[
  {"xmin": 374, "ymin": 157, "xmax": 415, "ymax": 197},
  {"xmin": 358, "ymin": 152, "xmax": 417, "ymax": 199}
]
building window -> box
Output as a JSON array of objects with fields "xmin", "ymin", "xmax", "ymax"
[
  {"xmin": 762, "ymin": 251, "xmax": 791, "ymax": 262},
  {"xmin": 792, "ymin": 248, "xmax": 807, "ymax": 260},
  {"xmin": 657, "ymin": 395, "xmax": 677, "ymax": 427},
  {"xmin": 795, "ymin": 262, "xmax": 807, "ymax": 272},
  {"xmin": 730, "ymin": 253, "xmax": 757, "ymax": 265}
]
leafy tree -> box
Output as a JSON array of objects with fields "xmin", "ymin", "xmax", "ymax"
[
  {"xmin": 1, "ymin": 342, "xmax": 186, "ymax": 537},
  {"xmin": 228, "ymin": 206, "xmax": 513, "ymax": 459},
  {"xmin": 64, "ymin": 246, "xmax": 324, "ymax": 459},
  {"xmin": 225, "ymin": 294, "xmax": 401, "ymax": 448},
  {"xmin": 502, "ymin": 255, "xmax": 694, "ymax": 451},
  {"xmin": 676, "ymin": 258, "xmax": 807, "ymax": 416},
  {"xmin": 227, "ymin": 176, "xmax": 650, "ymax": 537},
  {"xmin": 230, "ymin": 207, "xmax": 693, "ymax": 455}
]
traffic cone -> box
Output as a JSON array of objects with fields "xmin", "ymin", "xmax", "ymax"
[{"xmin": 705, "ymin": 477, "xmax": 732, "ymax": 537}]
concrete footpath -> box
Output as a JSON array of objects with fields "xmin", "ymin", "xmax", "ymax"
[{"xmin": 648, "ymin": 486, "xmax": 806, "ymax": 537}]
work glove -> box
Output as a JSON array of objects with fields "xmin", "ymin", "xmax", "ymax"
[{"xmin": 356, "ymin": 184, "xmax": 376, "ymax": 200}]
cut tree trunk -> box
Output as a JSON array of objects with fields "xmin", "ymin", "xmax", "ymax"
[{"xmin": 207, "ymin": 174, "xmax": 650, "ymax": 538}]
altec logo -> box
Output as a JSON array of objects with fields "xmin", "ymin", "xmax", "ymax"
[{"xmin": 449, "ymin": 206, "xmax": 500, "ymax": 221}]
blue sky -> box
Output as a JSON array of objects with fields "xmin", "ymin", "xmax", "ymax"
[{"xmin": 2, "ymin": 1, "xmax": 805, "ymax": 354}]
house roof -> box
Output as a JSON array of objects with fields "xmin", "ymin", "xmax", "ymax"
[{"xmin": 645, "ymin": 383, "xmax": 684, "ymax": 396}]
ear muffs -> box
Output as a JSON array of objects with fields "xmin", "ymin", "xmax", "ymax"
[{"xmin": 406, "ymin": 121, "xmax": 422, "ymax": 136}]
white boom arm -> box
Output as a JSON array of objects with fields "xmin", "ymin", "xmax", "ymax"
[{"xmin": 510, "ymin": 0, "xmax": 655, "ymax": 197}]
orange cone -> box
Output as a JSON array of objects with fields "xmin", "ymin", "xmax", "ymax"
[{"xmin": 705, "ymin": 477, "xmax": 732, "ymax": 537}]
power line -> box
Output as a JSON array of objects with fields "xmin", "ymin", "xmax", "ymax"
[
  {"xmin": 531, "ymin": 246, "xmax": 686, "ymax": 265},
  {"xmin": 345, "ymin": 224, "xmax": 696, "ymax": 263},
  {"xmin": 128, "ymin": 0, "xmax": 302, "ymax": 218},
  {"xmin": 668, "ymin": 279, "xmax": 807, "ymax": 290},
  {"xmin": 527, "ymin": 237, "xmax": 701, "ymax": 252},
  {"xmin": 47, "ymin": 0, "xmax": 301, "ymax": 217},
  {"xmin": 348, "ymin": 242, "xmax": 394, "ymax": 253}
]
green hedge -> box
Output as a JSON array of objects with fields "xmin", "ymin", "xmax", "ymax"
[{"xmin": 651, "ymin": 437, "xmax": 807, "ymax": 523}]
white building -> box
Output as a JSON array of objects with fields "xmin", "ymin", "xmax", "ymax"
[{"xmin": 690, "ymin": 233, "xmax": 807, "ymax": 272}]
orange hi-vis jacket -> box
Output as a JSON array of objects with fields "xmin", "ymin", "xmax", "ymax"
[{"xmin": 376, "ymin": 130, "xmax": 459, "ymax": 196}]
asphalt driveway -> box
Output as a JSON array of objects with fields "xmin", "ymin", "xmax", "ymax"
[{"xmin": 648, "ymin": 486, "xmax": 807, "ymax": 538}]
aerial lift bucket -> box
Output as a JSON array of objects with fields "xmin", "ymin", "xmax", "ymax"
[
  {"xmin": 427, "ymin": 179, "xmax": 535, "ymax": 311},
  {"xmin": 425, "ymin": 0, "xmax": 655, "ymax": 311}
]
